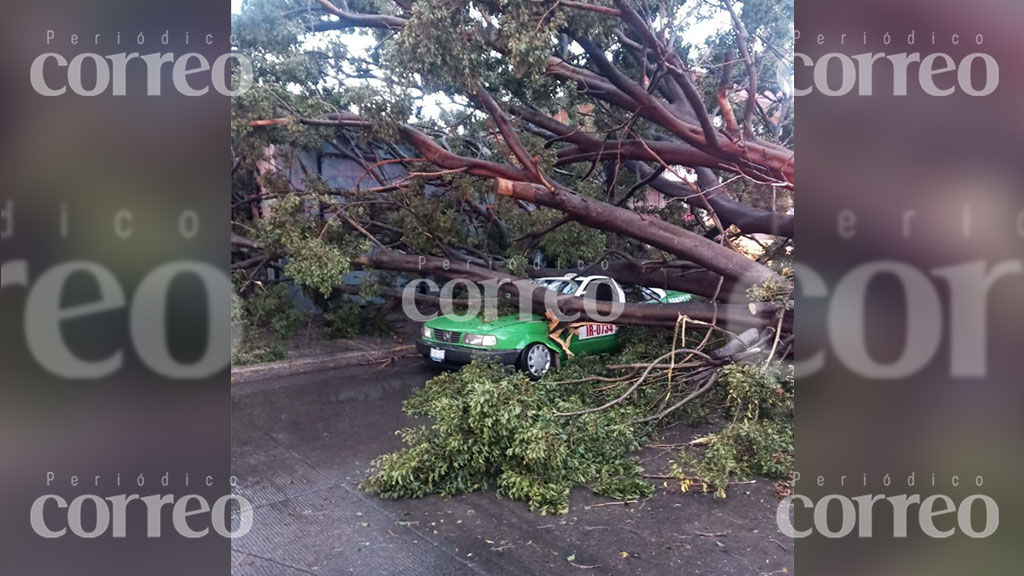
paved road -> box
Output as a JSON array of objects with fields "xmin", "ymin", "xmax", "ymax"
[{"xmin": 231, "ymin": 358, "xmax": 793, "ymax": 576}]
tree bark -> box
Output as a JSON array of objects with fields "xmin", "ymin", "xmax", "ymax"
[
  {"xmin": 353, "ymin": 252, "xmax": 788, "ymax": 330},
  {"xmin": 494, "ymin": 179, "xmax": 781, "ymax": 289}
]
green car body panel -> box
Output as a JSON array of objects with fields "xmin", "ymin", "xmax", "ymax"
[
  {"xmin": 421, "ymin": 313, "xmax": 617, "ymax": 361},
  {"xmin": 659, "ymin": 290, "xmax": 693, "ymax": 303}
]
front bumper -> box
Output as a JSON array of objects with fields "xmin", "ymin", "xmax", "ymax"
[{"xmin": 416, "ymin": 339, "xmax": 521, "ymax": 366}]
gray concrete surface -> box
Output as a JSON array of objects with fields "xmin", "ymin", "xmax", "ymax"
[{"xmin": 231, "ymin": 358, "xmax": 793, "ymax": 576}]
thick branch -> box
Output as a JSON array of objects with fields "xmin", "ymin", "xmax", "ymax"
[
  {"xmin": 716, "ymin": 50, "xmax": 740, "ymax": 134},
  {"xmin": 251, "ymin": 113, "xmax": 781, "ymax": 287},
  {"xmin": 313, "ymin": 0, "xmax": 407, "ymax": 30},
  {"xmin": 475, "ymin": 85, "xmax": 542, "ymax": 182},
  {"xmin": 549, "ymin": 50, "xmax": 793, "ymax": 184},
  {"xmin": 354, "ymin": 252, "xmax": 784, "ymax": 329},
  {"xmin": 575, "ymin": 37, "xmax": 709, "ymax": 150},
  {"xmin": 510, "ymin": 105, "xmax": 728, "ymax": 171},
  {"xmin": 611, "ymin": 0, "xmax": 720, "ymax": 148},
  {"xmin": 636, "ymin": 165, "xmax": 794, "ymax": 238},
  {"xmin": 559, "ymin": 1, "xmax": 622, "ymax": 17},
  {"xmin": 494, "ymin": 179, "xmax": 780, "ymax": 287}
]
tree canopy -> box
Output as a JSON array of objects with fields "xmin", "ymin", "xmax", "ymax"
[{"xmin": 230, "ymin": 0, "xmax": 795, "ymax": 330}]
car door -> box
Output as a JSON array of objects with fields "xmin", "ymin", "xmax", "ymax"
[{"xmin": 567, "ymin": 277, "xmax": 620, "ymax": 356}]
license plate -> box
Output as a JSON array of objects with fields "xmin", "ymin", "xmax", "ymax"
[
  {"xmin": 576, "ymin": 324, "xmax": 617, "ymax": 340},
  {"xmin": 429, "ymin": 348, "xmax": 445, "ymax": 362}
]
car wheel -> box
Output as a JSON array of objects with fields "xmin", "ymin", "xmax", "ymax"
[{"xmin": 520, "ymin": 343, "xmax": 552, "ymax": 379}]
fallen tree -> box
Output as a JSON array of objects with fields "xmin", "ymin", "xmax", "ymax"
[
  {"xmin": 231, "ymin": 0, "xmax": 796, "ymax": 508},
  {"xmin": 352, "ymin": 251, "xmax": 791, "ymax": 331},
  {"xmin": 233, "ymin": 0, "xmax": 793, "ymax": 303},
  {"xmin": 363, "ymin": 321, "xmax": 793, "ymax": 512},
  {"xmin": 231, "ymin": 0, "xmax": 794, "ymax": 335}
]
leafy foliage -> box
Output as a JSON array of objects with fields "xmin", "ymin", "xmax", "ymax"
[
  {"xmin": 233, "ymin": 283, "xmax": 307, "ymax": 364},
  {"xmin": 507, "ymin": 207, "xmax": 608, "ymax": 266},
  {"xmin": 324, "ymin": 300, "xmax": 393, "ymax": 339},
  {"xmin": 386, "ymin": 0, "xmax": 493, "ymax": 93},
  {"xmin": 253, "ymin": 192, "xmax": 369, "ymax": 297},
  {"xmin": 363, "ymin": 360, "xmax": 653, "ymax": 514},
  {"xmin": 746, "ymin": 274, "xmax": 795, "ymax": 310},
  {"xmin": 363, "ymin": 329, "xmax": 794, "ymax": 509},
  {"xmin": 670, "ymin": 362, "xmax": 794, "ymax": 497}
]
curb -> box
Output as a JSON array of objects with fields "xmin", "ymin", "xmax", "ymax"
[{"xmin": 231, "ymin": 344, "xmax": 417, "ymax": 385}]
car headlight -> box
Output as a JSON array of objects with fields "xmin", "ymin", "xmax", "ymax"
[
  {"xmin": 463, "ymin": 334, "xmax": 497, "ymax": 347},
  {"xmin": 421, "ymin": 325, "xmax": 433, "ymax": 339}
]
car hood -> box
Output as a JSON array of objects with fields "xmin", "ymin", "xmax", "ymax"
[{"xmin": 425, "ymin": 313, "xmax": 543, "ymax": 334}]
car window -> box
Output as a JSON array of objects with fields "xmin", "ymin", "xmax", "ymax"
[{"xmin": 531, "ymin": 278, "xmax": 578, "ymax": 294}]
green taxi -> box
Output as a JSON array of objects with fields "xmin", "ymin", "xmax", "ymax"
[{"xmin": 416, "ymin": 275, "xmax": 692, "ymax": 378}]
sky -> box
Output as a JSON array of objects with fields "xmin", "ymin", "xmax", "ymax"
[{"xmin": 231, "ymin": 0, "xmax": 733, "ymax": 43}]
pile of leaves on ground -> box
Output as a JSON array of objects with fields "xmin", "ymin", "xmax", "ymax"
[
  {"xmin": 670, "ymin": 362, "xmax": 794, "ymax": 498},
  {"xmin": 363, "ymin": 327, "xmax": 794, "ymax": 513},
  {"xmin": 362, "ymin": 359, "xmax": 654, "ymax": 514}
]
